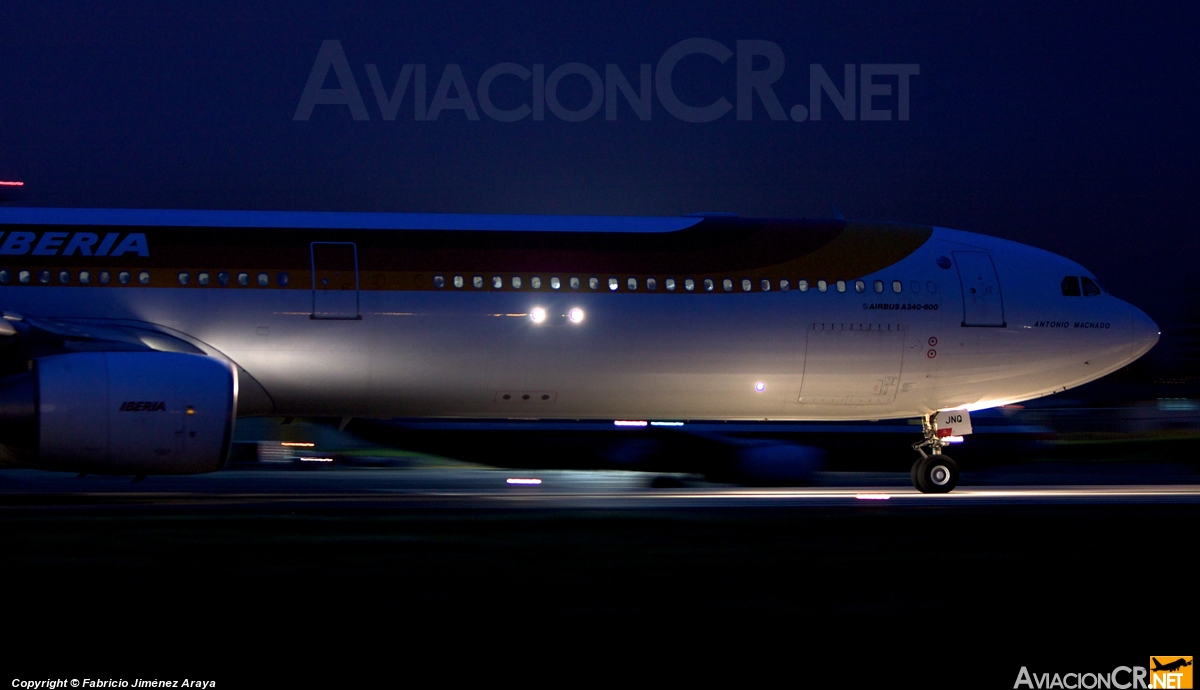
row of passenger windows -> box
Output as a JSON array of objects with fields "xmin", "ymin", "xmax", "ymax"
[
  {"xmin": 434, "ymin": 274, "xmax": 938, "ymax": 295},
  {"xmin": 1061, "ymin": 276, "xmax": 1102, "ymax": 297},
  {"xmin": 0, "ymin": 269, "xmax": 291, "ymax": 287},
  {"xmin": 1, "ymin": 268, "xmax": 153, "ymax": 286}
]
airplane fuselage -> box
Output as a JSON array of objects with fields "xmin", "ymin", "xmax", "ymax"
[{"xmin": 0, "ymin": 209, "xmax": 1159, "ymax": 424}]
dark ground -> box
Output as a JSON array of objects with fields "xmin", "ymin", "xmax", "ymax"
[{"xmin": 2, "ymin": 486, "xmax": 1193, "ymax": 686}]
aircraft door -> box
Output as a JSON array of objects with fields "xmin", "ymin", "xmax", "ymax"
[
  {"xmin": 310, "ymin": 242, "xmax": 360, "ymax": 320},
  {"xmin": 954, "ymin": 251, "xmax": 1006, "ymax": 327}
]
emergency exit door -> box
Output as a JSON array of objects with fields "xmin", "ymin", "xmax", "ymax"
[
  {"xmin": 310, "ymin": 242, "xmax": 360, "ymax": 319},
  {"xmin": 954, "ymin": 251, "xmax": 1006, "ymax": 327}
]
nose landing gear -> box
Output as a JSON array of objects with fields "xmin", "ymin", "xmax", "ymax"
[{"xmin": 911, "ymin": 413, "xmax": 959, "ymax": 493}]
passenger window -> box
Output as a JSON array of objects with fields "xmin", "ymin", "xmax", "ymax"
[
  {"xmin": 139, "ymin": 271, "xmax": 151, "ymax": 285},
  {"xmin": 780, "ymin": 279, "xmax": 790, "ymax": 291},
  {"xmin": 874, "ymin": 280, "xmax": 884, "ymax": 293},
  {"xmin": 550, "ymin": 277, "xmax": 561, "ymax": 290},
  {"xmin": 760, "ymin": 279, "xmax": 770, "ymax": 291},
  {"xmin": 19, "ymin": 270, "xmax": 31, "ymax": 284},
  {"xmin": 453, "ymin": 275, "xmax": 464, "ymax": 289},
  {"xmin": 608, "ymin": 277, "xmax": 619, "ymax": 291},
  {"xmin": 666, "ymin": 278, "xmax": 676, "ymax": 291},
  {"xmin": 38, "ymin": 269, "xmax": 50, "ymax": 284},
  {"xmin": 910, "ymin": 281, "xmax": 921, "ymax": 293},
  {"xmin": 79, "ymin": 271, "xmax": 90, "ymax": 285},
  {"xmin": 198, "ymin": 272, "xmax": 210, "ymax": 286},
  {"xmin": 473, "ymin": 275, "xmax": 484, "ymax": 289},
  {"xmin": 836, "ymin": 280, "xmax": 846, "ymax": 293},
  {"xmin": 817, "ymin": 280, "xmax": 827, "ymax": 292},
  {"xmin": 704, "ymin": 278, "xmax": 714, "ymax": 292},
  {"xmin": 627, "ymin": 277, "xmax": 637, "ymax": 290},
  {"xmin": 118, "ymin": 271, "xmax": 131, "ymax": 285},
  {"xmin": 798, "ymin": 280, "xmax": 808, "ymax": 292},
  {"xmin": 684, "ymin": 278, "xmax": 695, "ymax": 291},
  {"xmin": 277, "ymin": 272, "xmax": 289, "ymax": 287},
  {"xmin": 258, "ymin": 273, "xmax": 270, "ymax": 287},
  {"xmin": 0, "ymin": 269, "xmax": 8, "ymax": 284},
  {"xmin": 433, "ymin": 275, "xmax": 445, "ymax": 288},
  {"xmin": 646, "ymin": 277, "xmax": 657, "ymax": 290},
  {"xmin": 492, "ymin": 276, "xmax": 503, "ymax": 289},
  {"xmin": 741, "ymin": 278, "xmax": 752, "ymax": 292},
  {"xmin": 589, "ymin": 277, "xmax": 599, "ymax": 290},
  {"xmin": 892, "ymin": 280, "xmax": 902, "ymax": 293},
  {"xmin": 722, "ymin": 278, "xmax": 733, "ymax": 292},
  {"xmin": 569, "ymin": 277, "xmax": 581, "ymax": 290},
  {"xmin": 59, "ymin": 271, "xmax": 70, "ymax": 285},
  {"xmin": 1081, "ymin": 277, "xmax": 1102, "ymax": 297},
  {"xmin": 236, "ymin": 272, "xmax": 249, "ymax": 286},
  {"xmin": 926, "ymin": 281, "xmax": 937, "ymax": 293},
  {"xmin": 99, "ymin": 270, "xmax": 111, "ymax": 285},
  {"xmin": 512, "ymin": 276, "xmax": 522, "ymax": 289},
  {"xmin": 1061, "ymin": 276, "xmax": 1081, "ymax": 297},
  {"xmin": 854, "ymin": 280, "xmax": 865, "ymax": 293},
  {"xmin": 531, "ymin": 276, "xmax": 542, "ymax": 289}
]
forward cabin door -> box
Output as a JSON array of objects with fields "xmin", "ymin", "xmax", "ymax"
[
  {"xmin": 954, "ymin": 251, "xmax": 1006, "ymax": 327},
  {"xmin": 310, "ymin": 242, "xmax": 360, "ymax": 320}
]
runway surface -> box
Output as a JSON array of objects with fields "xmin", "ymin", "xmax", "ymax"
[
  {"xmin": 2, "ymin": 465, "xmax": 1199, "ymax": 508},
  {"xmin": 4, "ymin": 463, "xmax": 1196, "ymax": 682}
]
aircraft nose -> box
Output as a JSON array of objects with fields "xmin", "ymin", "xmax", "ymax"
[{"xmin": 1131, "ymin": 305, "xmax": 1160, "ymax": 354}]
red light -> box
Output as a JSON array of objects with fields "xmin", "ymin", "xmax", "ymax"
[{"xmin": 0, "ymin": 181, "xmax": 24, "ymax": 187}]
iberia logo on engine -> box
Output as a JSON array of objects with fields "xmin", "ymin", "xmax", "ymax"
[
  {"xmin": 120, "ymin": 401, "xmax": 167, "ymax": 412},
  {"xmin": 1151, "ymin": 657, "xmax": 1192, "ymax": 689}
]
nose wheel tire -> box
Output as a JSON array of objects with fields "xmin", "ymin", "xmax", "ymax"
[{"xmin": 911, "ymin": 454, "xmax": 959, "ymax": 493}]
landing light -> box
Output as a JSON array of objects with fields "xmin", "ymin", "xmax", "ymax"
[
  {"xmin": 506, "ymin": 478, "xmax": 542, "ymax": 485},
  {"xmin": 614, "ymin": 420, "xmax": 648, "ymax": 427},
  {"xmin": 568, "ymin": 307, "xmax": 585, "ymax": 323},
  {"xmin": 755, "ymin": 381, "xmax": 766, "ymax": 392},
  {"xmin": 530, "ymin": 307, "xmax": 547, "ymax": 323},
  {"xmin": 945, "ymin": 436, "xmax": 965, "ymax": 443}
]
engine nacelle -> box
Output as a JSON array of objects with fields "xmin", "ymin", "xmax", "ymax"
[{"xmin": 0, "ymin": 352, "xmax": 237, "ymax": 474}]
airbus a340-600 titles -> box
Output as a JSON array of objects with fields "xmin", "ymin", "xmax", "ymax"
[{"xmin": 0, "ymin": 207, "xmax": 1158, "ymax": 492}]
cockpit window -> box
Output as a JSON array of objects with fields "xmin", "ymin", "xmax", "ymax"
[
  {"xmin": 1081, "ymin": 276, "xmax": 1102, "ymax": 297},
  {"xmin": 1061, "ymin": 276, "xmax": 1081, "ymax": 297}
]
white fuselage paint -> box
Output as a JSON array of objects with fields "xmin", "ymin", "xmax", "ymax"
[{"xmin": 0, "ymin": 226, "xmax": 1158, "ymax": 422}]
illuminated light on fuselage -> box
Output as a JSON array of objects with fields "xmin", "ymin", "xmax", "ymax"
[
  {"xmin": 0, "ymin": 181, "xmax": 24, "ymax": 187},
  {"xmin": 614, "ymin": 420, "xmax": 648, "ymax": 427},
  {"xmin": 855, "ymin": 494, "xmax": 891, "ymax": 500},
  {"xmin": 530, "ymin": 307, "xmax": 547, "ymax": 323},
  {"xmin": 281, "ymin": 442, "xmax": 316, "ymax": 447},
  {"xmin": 755, "ymin": 381, "xmax": 766, "ymax": 392},
  {"xmin": 506, "ymin": 477, "xmax": 542, "ymax": 485},
  {"xmin": 649, "ymin": 421, "xmax": 684, "ymax": 427},
  {"xmin": 568, "ymin": 307, "xmax": 585, "ymax": 323},
  {"xmin": 300, "ymin": 457, "xmax": 334, "ymax": 462}
]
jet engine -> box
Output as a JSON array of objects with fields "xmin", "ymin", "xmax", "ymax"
[{"xmin": 0, "ymin": 351, "xmax": 236, "ymax": 474}]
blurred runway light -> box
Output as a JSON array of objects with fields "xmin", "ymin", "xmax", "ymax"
[
  {"xmin": 506, "ymin": 478, "xmax": 542, "ymax": 485},
  {"xmin": 281, "ymin": 442, "xmax": 316, "ymax": 447},
  {"xmin": 614, "ymin": 420, "xmax": 648, "ymax": 427},
  {"xmin": 855, "ymin": 494, "xmax": 891, "ymax": 500},
  {"xmin": 649, "ymin": 421, "xmax": 684, "ymax": 427}
]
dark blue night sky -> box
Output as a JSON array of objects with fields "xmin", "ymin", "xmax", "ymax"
[{"xmin": 1, "ymin": 1, "xmax": 1197, "ymax": 326}]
